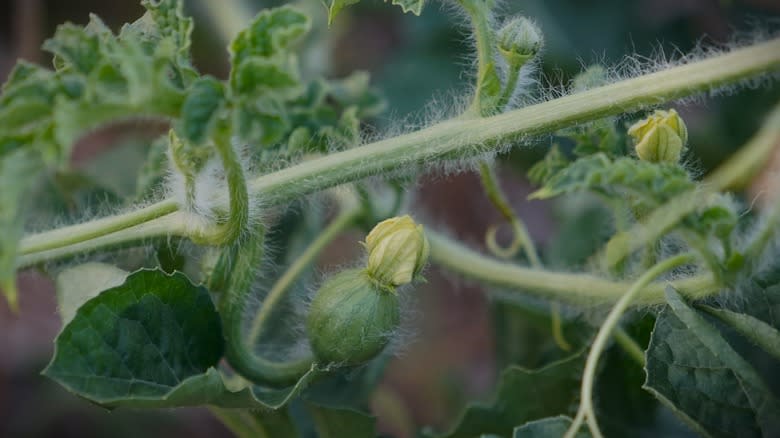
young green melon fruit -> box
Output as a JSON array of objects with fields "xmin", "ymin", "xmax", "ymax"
[{"xmin": 306, "ymin": 268, "xmax": 400, "ymax": 365}]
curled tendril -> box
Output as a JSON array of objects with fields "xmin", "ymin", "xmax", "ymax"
[{"xmin": 485, "ymin": 221, "xmax": 526, "ymax": 259}]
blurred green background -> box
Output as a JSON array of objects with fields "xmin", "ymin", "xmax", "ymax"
[{"xmin": 1, "ymin": 0, "xmax": 779, "ymax": 436}]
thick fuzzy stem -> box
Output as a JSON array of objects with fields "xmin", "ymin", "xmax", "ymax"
[{"xmin": 16, "ymin": 39, "xmax": 780, "ymax": 273}]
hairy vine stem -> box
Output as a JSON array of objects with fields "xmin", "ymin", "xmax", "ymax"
[
  {"xmin": 210, "ymin": 229, "xmax": 315, "ymax": 387},
  {"xmin": 16, "ymin": 39, "xmax": 780, "ymax": 307},
  {"xmin": 564, "ymin": 253, "xmax": 696, "ymax": 438},
  {"xmin": 428, "ymin": 230, "xmax": 718, "ymax": 305}
]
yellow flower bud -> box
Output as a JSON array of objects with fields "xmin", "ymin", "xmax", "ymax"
[
  {"xmin": 365, "ymin": 215, "xmax": 429, "ymax": 288},
  {"xmin": 628, "ymin": 109, "xmax": 688, "ymax": 163}
]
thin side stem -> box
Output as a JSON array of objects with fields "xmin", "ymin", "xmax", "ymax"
[
  {"xmin": 457, "ymin": 0, "xmax": 501, "ymax": 116},
  {"xmin": 495, "ymin": 61, "xmax": 521, "ymax": 110},
  {"xmin": 550, "ymin": 301, "xmax": 572, "ymax": 351},
  {"xmin": 19, "ymin": 198, "xmax": 179, "ymax": 255},
  {"xmin": 428, "ymin": 230, "xmax": 718, "ymax": 305},
  {"xmin": 564, "ymin": 253, "xmax": 695, "ymax": 438},
  {"xmin": 479, "ymin": 162, "xmax": 541, "ymax": 265},
  {"xmin": 613, "ymin": 327, "xmax": 646, "ymax": 367},
  {"xmin": 192, "ymin": 129, "xmax": 250, "ymax": 245},
  {"xmin": 17, "ymin": 39, "xmax": 780, "ymax": 268},
  {"xmin": 248, "ymin": 207, "xmax": 361, "ymax": 344},
  {"xmin": 209, "ymin": 408, "xmax": 267, "ymax": 438}
]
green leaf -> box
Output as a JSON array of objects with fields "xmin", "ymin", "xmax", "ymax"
[
  {"xmin": 47, "ymin": 265, "xmax": 326, "ymax": 409},
  {"xmin": 231, "ymin": 58, "xmax": 300, "ymax": 96},
  {"xmin": 512, "ymin": 416, "xmax": 591, "ymax": 438},
  {"xmin": 43, "ymin": 269, "xmax": 224, "ymax": 406},
  {"xmin": 429, "ymin": 353, "xmax": 583, "ymax": 438},
  {"xmin": 0, "ymin": 63, "xmax": 58, "ymax": 161},
  {"xmin": 284, "ymin": 73, "xmax": 385, "ymax": 153},
  {"xmin": 131, "ymin": 0, "xmax": 194, "ymax": 62},
  {"xmin": 391, "ymin": 0, "xmax": 425, "ymax": 15},
  {"xmin": 43, "ymin": 23, "xmax": 102, "ymax": 74},
  {"xmin": 699, "ymin": 305, "xmax": 780, "ymax": 363},
  {"xmin": 326, "ymin": 0, "xmax": 425, "ymax": 25},
  {"xmin": 0, "ymin": 149, "xmax": 43, "ymax": 310},
  {"xmin": 528, "ymin": 145, "xmax": 569, "ymax": 186},
  {"xmin": 644, "ymin": 287, "xmax": 780, "ymax": 437},
  {"xmin": 307, "ymin": 402, "xmax": 377, "ymax": 438},
  {"xmin": 326, "ymin": 0, "xmax": 361, "ymax": 25},
  {"xmin": 529, "ymin": 154, "xmax": 693, "ymax": 205},
  {"xmin": 235, "ymin": 97, "xmax": 290, "ymax": 147},
  {"xmin": 178, "ymin": 76, "xmax": 225, "ymax": 144},
  {"xmin": 229, "ymin": 7, "xmax": 310, "ymax": 63},
  {"xmin": 729, "ymin": 261, "xmax": 780, "ymax": 328},
  {"xmin": 55, "ymin": 263, "xmax": 129, "ymax": 325},
  {"xmin": 328, "ymin": 71, "xmax": 387, "ymax": 119}
]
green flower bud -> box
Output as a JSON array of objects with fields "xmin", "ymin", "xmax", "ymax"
[
  {"xmin": 571, "ymin": 65, "xmax": 608, "ymax": 92},
  {"xmin": 628, "ymin": 109, "xmax": 688, "ymax": 163},
  {"xmin": 365, "ymin": 215, "xmax": 429, "ymax": 288},
  {"xmin": 497, "ymin": 17, "xmax": 544, "ymax": 65},
  {"xmin": 306, "ymin": 268, "xmax": 400, "ymax": 365}
]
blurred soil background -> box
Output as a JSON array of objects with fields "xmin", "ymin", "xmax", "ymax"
[{"xmin": 1, "ymin": 0, "xmax": 779, "ymax": 437}]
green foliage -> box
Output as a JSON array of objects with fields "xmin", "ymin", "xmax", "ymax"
[
  {"xmin": 430, "ymin": 353, "xmax": 583, "ymax": 438},
  {"xmin": 44, "ymin": 269, "xmax": 225, "ymax": 406},
  {"xmin": 644, "ymin": 287, "xmax": 780, "ymax": 437},
  {"xmin": 225, "ymin": 7, "xmax": 384, "ymax": 156},
  {"xmin": 529, "ymin": 153, "xmax": 694, "ymax": 206},
  {"xmin": 326, "ymin": 0, "xmax": 425, "ymax": 25}
]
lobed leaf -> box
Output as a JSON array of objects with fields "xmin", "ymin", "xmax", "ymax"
[
  {"xmin": 428, "ymin": 353, "xmax": 583, "ymax": 438},
  {"xmin": 326, "ymin": 0, "xmax": 425, "ymax": 25},
  {"xmin": 529, "ymin": 153, "xmax": 694, "ymax": 204},
  {"xmin": 177, "ymin": 76, "xmax": 226, "ymax": 145},
  {"xmin": 230, "ymin": 7, "xmax": 310, "ymax": 63},
  {"xmin": 644, "ymin": 287, "xmax": 780, "ymax": 437},
  {"xmin": 43, "ymin": 269, "xmax": 225, "ymax": 406}
]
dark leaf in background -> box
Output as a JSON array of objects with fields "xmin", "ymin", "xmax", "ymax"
[
  {"xmin": 427, "ymin": 352, "xmax": 583, "ymax": 438},
  {"xmin": 644, "ymin": 287, "xmax": 780, "ymax": 438}
]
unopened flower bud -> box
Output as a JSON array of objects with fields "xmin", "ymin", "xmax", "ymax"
[
  {"xmin": 628, "ymin": 109, "xmax": 688, "ymax": 163},
  {"xmin": 365, "ymin": 215, "xmax": 429, "ymax": 288},
  {"xmin": 571, "ymin": 65, "xmax": 608, "ymax": 92},
  {"xmin": 497, "ymin": 17, "xmax": 544, "ymax": 65}
]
